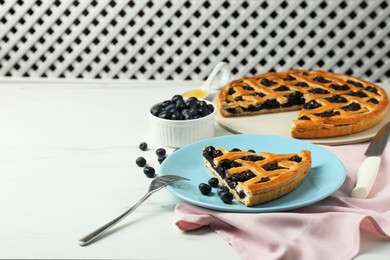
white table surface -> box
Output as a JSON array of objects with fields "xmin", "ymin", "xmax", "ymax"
[{"xmin": 0, "ymin": 79, "xmax": 389, "ymax": 259}]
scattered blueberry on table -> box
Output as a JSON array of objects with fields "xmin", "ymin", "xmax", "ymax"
[
  {"xmin": 136, "ymin": 157, "xmax": 146, "ymax": 167},
  {"xmin": 143, "ymin": 166, "xmax": 155, "ymax": 178},
  {"xmin": 139, "ymin": 142, "xmax": 148, "ymax": 151},
  {"xmin": 135, "ymin": 142, "xmax": 174, "ymax": 179},
  {"xmin": 158, "ymin": 156, "xmax": 166, "ymax": 164},
  {"xmin": 156, "ymin": 148, "xmax": 166, "ymax": 157}
]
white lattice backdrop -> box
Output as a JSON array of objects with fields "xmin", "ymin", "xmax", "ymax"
[{"xmin": 0, "ymin": 0, "xmax": 389, "ymax": 82}]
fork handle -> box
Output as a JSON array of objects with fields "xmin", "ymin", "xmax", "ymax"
[{"xmin": 79, "ymin": 192, "xmax": 152, "ymax": 246}]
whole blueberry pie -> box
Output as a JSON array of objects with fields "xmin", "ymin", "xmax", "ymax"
[
  {"xmin": 217, "ymin": 69, "xmax": 389, "ymax": 138},
  {"xmin": 203, "ymin": 146, "xmax": 312, "ymax": 206}
]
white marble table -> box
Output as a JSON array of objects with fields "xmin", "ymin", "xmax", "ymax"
[{"xmin": 0, "ymin": 79, "xmax": 389, "ymax": 259}]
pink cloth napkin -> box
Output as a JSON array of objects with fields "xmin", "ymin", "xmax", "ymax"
[{"xmin": 175, "ymin": 143, "xmax": 390, "ymax": 260}]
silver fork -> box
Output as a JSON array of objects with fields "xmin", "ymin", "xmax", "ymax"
[{"xmin": 78, "ymin": 175, "xmax": 189, "ymax": 246}]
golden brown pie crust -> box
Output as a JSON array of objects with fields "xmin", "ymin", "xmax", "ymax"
[
  {"xmin": 203, "ymin": 146, "xmax": 312, "ymax": 206},
  {"xmin": 217, "ymin": 69, "xmax": 389, "ymax": 138}
]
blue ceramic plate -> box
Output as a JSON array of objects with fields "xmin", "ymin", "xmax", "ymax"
[{"xmin": 160, "ymin": 134, "xmax": 346, "ymax": 212}]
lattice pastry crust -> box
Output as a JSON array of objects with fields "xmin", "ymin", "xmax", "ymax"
[
  {"xmin": 203, "ymin": 146, "xmax": 312, "ymax": 207},
  {"xmin": 217, "ymin": 69, "xmax": 389, "ymax": 138}
]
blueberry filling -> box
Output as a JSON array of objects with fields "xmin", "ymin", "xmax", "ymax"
[
  {"xmin": 226, "ymin": 107, "xmax": 240, "ymax": 114},
  {"xmin": 238, "ymin": 190, "xmax": 246, "ymax": 199},
  {"xmin": 241, "ymin": 155, "xmax": 265, "ymax": 161},
  {"xmin": 365, "ymin": 86, "xmax": 378, "ymax": 94},
  {"xmin": 235, "ymin": 96, "xmax": 244, "ymax": 101},
  {"xmin": 216, "ymin": 159, "xmax": 242, "ymax": 178},
  {"xmin": 329, "ymin": 84, "xmax": 350, "ymax": 90},
  {"xmin": 299, "ymin": 115, "xmax": 311, "ymax": 120},
  {"xmin": 263, "ymin": 99, "xmax": 281, "ymax": 109},
  {"xmin": 283, "ymin": 75, "xmax": 296, "ymax": 81},
  {"xmin": 262, "ymin": 163, "xmax": 285, "ymax": 171},
  {"xmin": 324, "ymin": 95, "xmax": 348, "ymax": 103},
  {"xmin": 346, "ymin": 90, "xmax": 368, "ymax": 98},
  {"xmin": 289, "ymin": 155, "xmax": 302, "ymax": 162},
  {"xmin": 242, "ymin": 86, "xmax": 255, "ymax": 91},
  {"xmin": 367, "ymin": 98, "xmax": 379, "ymax": 104},
  {"xmin": 304, "ymin": 100, "xmax": 322, "ymax": 110},
  {"xmin": 295, "ymin": 82, "xmax": 309, "ymax": 87},
  {"xmin": 341, "ymin": 102, "xmax": 361, "ymax": 111},
  {"xmin": 347, "ymin": 79, "xmax": 364, "ymax": 88},
  {"xmin": 230, "ymin": 171, "xmax": 256, "ymax": 183},
  {"xmin": 283, "ymin": 91, "xmax": 305, "ymax": 107},
  {"xmin": 261, "ymin": 78, "xmax": 277, "ymax": 86},
  {"xmin": 308, "ymin": 88, "xmax": 330, "ymax": 94},
  {"xmin": 314, "ymin": 110, "xmax": 340, "ymax": 117},
  {"xmin": 228, "ymin": 88, "xmax": 236, "ymax": 95},
  {"xmin": 258, "ymin": 177, "xmax": 271, "ymax": 183},
  {"xmin": 313, "ymin": 76, "xmax": 332, "ymax": 83},
  {"xmin": 252, "ymin": 92, "xmax": 266, "ymax": 97},
  {"xmin": 245, "ymin": 105, "xmax": 262, "ymax": 112},
  {"xmin": 274, "ymin": 85, "xmax": 290, "ymax": 91}
]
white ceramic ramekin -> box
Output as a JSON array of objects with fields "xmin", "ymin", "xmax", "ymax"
[{"xmin": 149, "ymin": 100, "xmax": 216, "ymax": 148}]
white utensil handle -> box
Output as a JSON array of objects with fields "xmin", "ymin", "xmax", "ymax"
[
  {"xmin": 202, "ymin": 62, "xmax": 231, "ymax": 91},
  {"xmin": 351, "ymin": 156, "xmax": 381, "ymax": 198}
]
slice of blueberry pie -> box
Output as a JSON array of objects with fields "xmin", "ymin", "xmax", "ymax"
[
  {"xmin": 217, "ymin": 69, "xmax": 389, "ymax": 138},
  {"xmin": 203, "ymin": 146, "xmax": 312, "ymax": 206}
]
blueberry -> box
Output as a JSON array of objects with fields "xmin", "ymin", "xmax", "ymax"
[
  {"xmin": 181, "ymin": 108, "xmax": 190, "ymax": 118},
  {"xmin": 143, "ymin": 166, "xmax": 155, "ymax": 178},
  {"xmin": 219, "ymin": 191, "xmax": 233, "ymax": 204},
  {"xmin": 172, "ymin": 94, "xmax": 184, "ymax": 102},
  {"xmin": 136, "ymin": 157, "xmax": 146, "ymax": 167},
  {"xmin": 217, "ymin": 186, "xmax": 229, "ymax": 196},
  {"xmin": 186, "ymin": 98, "xmax": 198, "ymax": 108},
  {"xmin": 165, "ymin": 103, "xmax": 177, "ymax": 113},
  {"xmin": 150, "ymin": 105, "xmax": 163, "ymax": 116},
  {"xmin": 156, "ymin": 148, "xmax": 166, "ymax": 157},
  {"xmin": 198, "ymin": 106, "xmax": 210, "ymax": 116},
  {"xmin": 158, "ymin": 156, "xmax": 166, "ymax": 164},
  {"xmin": 171, "ymin": 111, "xmax": 184, "ymax": 120},
  {"xmin": 158, "ymin": 111, "xmax": 172, "ymax": 119},
  {"xmin": 199, "ymin": 183, "xmax": 212, "ymax": 195},
  {"xmin": 175, "ymin": 100, "xmax": 186, "ymax": 110},
  {"xmin": 208, "ymin": 177, "xmax": 219, "ymax": 187},
  {"xmin": 139, "ymin": 142, "xmax": 148, "ymax": 151},
  {"xmin": 188, "ymin": 107, "xmax": 199, "ymax": 117},
  {"xmin": 161, "ymin": 100, "xmax": 173, "ymax": 108},
  {"xmin": 153, "ymin": 95, "xmax": 213, "ymax": 121}
]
